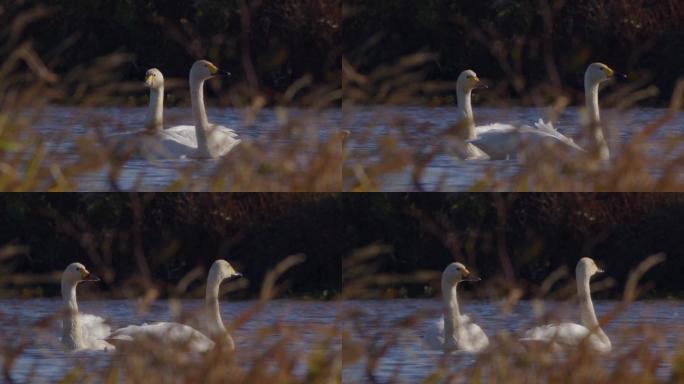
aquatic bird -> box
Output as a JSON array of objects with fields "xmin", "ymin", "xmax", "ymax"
[
  {"xmin": 110, "ymin": 61, "xmax": 240, "ymax": 159},
  {"xmin": 581, "ymin": 62, "xmax": 620, "ymax": 160},
  {"xmin": 107, "ymin": 260, "xmax": 242, "ymax": 352},
  {"xmin": 453, "ymin": 70, "xmax": 583, "ymax": 160},
  {"xmin": 60, "ymin": 262, "xmax": 114, "ymax": 351},
  {"xmin": 424, "ymin": 262, "xmax": 489, "ymax": 352},
  {"xmin": 521, "ymin": 257, "xmax": 612, "ymax": 353}
]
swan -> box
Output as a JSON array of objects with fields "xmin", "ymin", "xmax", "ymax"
[
  {"xmin": 110, "ymin": 61, "xmax": 240, "ymax": 159},
  {"xmin": 60, "ymin": 262, "xmax": 114, "ymax": 351},
  {"xmin": 107, "ymin": 260, "xmax": 242, "ymax": 352},
  {"xmin": 521, "ymin": 257, "xmax": 611, "ymax": 353},
  {"xmin": 581, "ymin": 62, "xmax": 620, "ymax": 160},
  {"xmin": 451, "ymin": 70, "xmax": 583, "ymax": 160},
  {"xmin": 424, "ymin": 262, "xmax": 489, "ymax": 352}
]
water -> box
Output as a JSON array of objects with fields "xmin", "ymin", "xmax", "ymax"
[
  {"xmin": 344, "ymin": 106, "xmax": 684, "ymax": 190},
  {"xmin": 0, "ymin": 299, "xmax": 339, "ymax": 382},
  {"xmin": 342, "ymin": 299, "xmax": 684, "ymax": 383},
  {"xmin": 29, "ymin": 106, "xmax": 339, "ymax": 191}
]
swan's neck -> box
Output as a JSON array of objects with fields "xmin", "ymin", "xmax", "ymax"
[
  {"xmin": 146, "ymin": 87, "xmax": 164, "ymax": 131},
  {"xmin": 190, "ymin": 77, "xmax": 211, "ymax": 157},
  {"xmin": 456, "ymin": 89, "xmax": 476, "ymax": 140},
  {"xmin": 584, "ymin": 80, "xmax": 610, "ymax": 160},
  {"xmin": 577, "ymin": 273, "xmax": 609, "ymax": 345},
  {"xmin": 205, "ymin": 275, "xmax": 226, "ymax": 336},
  {"xmin": 442, "ymin": 279, "xmax": 462, "ymax": 348},
  {"xmin": 61, "ymin": 281, "xmax": 81, "ymax": 349}
]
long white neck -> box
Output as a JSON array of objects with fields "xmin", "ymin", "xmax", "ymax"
[
  {"xmin": 584, "ymin": 80, "xmax": 609, "ymax": 160},
  {"xmin": 456, "ymin": 88, "xmax": 476, "ymax": 140},
  {"xmin": 146, "ymin": 87, "xmax": 164, "ymax": 131},
  {"xmin": 442, "ymin": 279, "xmax": 462, "ymax": 349},
  {"xmin": 190, "ymin": 77, "xmax": 211, "ymax": 157},
  {"xmin": 61, "ymin": 280, "xmax": 81, "ymax": 350},
  {"xmin": 205, "ymin": 274, "xmax": 226, "ymax": 336},
  {"xmin": 577, "ymin": 271, "xmax": 609, "ymax": 345},
  {"xmin": 205, "ymin": 273, "xmax": 236, "ymax": 350}
]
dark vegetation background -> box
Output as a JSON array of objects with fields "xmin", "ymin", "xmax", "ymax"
[
  {"xmin": 0, "ymin": 193, "xmax": 342, "ymax": 299},
  {"xmin": 1, "ymin": 193, "xmax": 683, "ymax": 300},
  {"xmin": 344, "ymin": 0, "xmax": 684, "ymax": 105},
  {"xmin": 7, "ymin": 0, "xmax": 341, "ymax": 104},
  {"xmin": 339, "ymin": 193, "xmax": 683, "ymax": 299}
]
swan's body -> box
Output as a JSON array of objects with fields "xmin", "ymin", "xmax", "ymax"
[
  {"xmin": 424, "ymin": 262, "xmax": 489, "ymax": 352},
  {"xmin": 522, "ymin": 257, "xmax": 612, "ymax": 353},
  {"xmin": 110, "ymin": 62, "xmax": 240, "ymax": 159},
  {"xmin": 60, "ymin": 263, "xmax": 113, "ymax": 351},
  {"xmin": 451, "ymin": 70, "xmax": 583, "ymax": 160},
  {"xmin": 107, "ymin": 260, "xmax": 241, "ymax": 352},
  {"xmin": 467, "ymin": 119, "xmax": 584, "ymax": 159}
]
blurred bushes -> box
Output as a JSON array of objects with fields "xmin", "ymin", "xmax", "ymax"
[
  {"xmin": 344, "ymin": 0, "xmax": 684, "ymax": 104},
  {"xmin": 3, "ymin": 193, "xmax": 684, "ymax": 299},
  {"xmin": 12, "ymin": 0, "xmax": 341, "ymax": 103},
  {"xmin": 337, "ymin": 193, "xmax": 684, "ymax": 298},
  {"xmin": 0, "ymin": 193, "xmax": 342, "ymax": 298}
]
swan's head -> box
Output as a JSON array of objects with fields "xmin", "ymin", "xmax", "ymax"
[
  {"xmin": 443, "ymin": 262, "xmax": 480, "ymax": 285},
  {"xmin": 585, "ymin": 63, "xmax": 616, "ymax": 85},
  {"xmin": 62, "ymin": 263, "xmax": 99, "ymax": 285},
  {"xmin": 456, "ymin": 69, "xmax": 483, "ymax": 93},
  {"xmin": 190, "ymin": 60, "xmax": 231, "ymax": 82},
  {"xmin": 209, "ymin": 259, "xmax": 242, "ymax": 282},
  {"xmin": 144, "ymin": 68, "xmax": 164, "ymax": 90},
  {"xmin": 576, "ymin": 257, "xmax": 604, "ymax": 279}
]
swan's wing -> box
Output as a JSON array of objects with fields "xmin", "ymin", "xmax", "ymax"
[
  {"xmin": 467, "ymin": 123, "xmax": 520, "ymax": 160},
  {"xmin": 522, "ymin": 322, "xmax": 591, "ymax": 347},
  {"xmin": 207, "ymin": 124, "xmax": 241, "ymax": 157},
  {"xmin": 108, "ymin": 322, "xmax": 214, "ymax": 352},
  {"xmin": 76, "ymin": 313, "xmax": 115, "ymax": 351},
  {"xmin": 462, "ymin": 319, "xmax": 489, "ymax": 352},
  {"xmin": 519, "ymin": 119, "xmax": 585, "ymax": 152},
  {"xmin": 423, "ymin": 318, "xmax": 445, "ymax": 350}
]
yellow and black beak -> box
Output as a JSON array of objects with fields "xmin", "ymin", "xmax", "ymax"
[
  {"xmin": 208, "ymin": 63, "xmax": 231, "ymax": 77},
  {"xmin": 462, "ymin": 268, "xmax": 481, "ymax": 282},
  {"xmin": 81, "ymin": 269, "xmax": 100, "ymax": 282}
]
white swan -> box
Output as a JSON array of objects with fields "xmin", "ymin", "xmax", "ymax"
[
  {"xmin": 522, "ymin": 257, "xmax": 611, "ymax": 353},
  {"xmin": 110, "ymin": 61, "xmax": 240, "ymax": 159},
  {"xmin": 60, "ymin": 262, "xmax": 114, "ymax": 351},
  {"xmin": 424, "ymin": 262, "xmax": 489, "ymax": 352},
  {"xmin": 159, "ymin": 60, "xmax": 241, "ymax": 158},
  {"xmin": 107, "ymin": 260, "xmax": 242, "ymax": 352},
  {"xmin": 452, "ymin": 70, "xmax": 583, "ymax": 160},
  {"xmin": 581, "ymin": 62, "xmax": 620, "ymax": 160}
]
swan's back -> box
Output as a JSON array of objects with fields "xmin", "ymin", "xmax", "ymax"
[
  {"xmin": 424, "ymin": 315, "xmax": 489, "ymax": 352},
  {"xmin": 468, "ymin": 120, "xmax": 583, "ymax": 159},
  {"xmin": 62, "ymin": 314, "xmax": 114, "ymax": 351},
  {"xmin": 522, "ymin": 322, "xmax": 610, "ymax": 353},
  {"xmin": 107, "ymin": 322, "xmax": 214, "ymax": 352}
]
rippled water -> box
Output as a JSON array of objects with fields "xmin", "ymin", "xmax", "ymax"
[
  {"xmin": 30, "ymin": 106, "xmax": 339, "ymax": 191},
  {"xmin": 342, "ymin": 299, "xmax": 684, "ymax": 383},
  {"xmin": 344, "ymin": 106, "xmax": 684, "ymax": 191},
  {"xmin": 0, "ymin": 299, "xmax": 338, "ymax": 382}
]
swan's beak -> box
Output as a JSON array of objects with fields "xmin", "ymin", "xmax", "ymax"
[
  {"xmin": 596, "ymin": 267, "xmax": 605, "ymax": 274},
  {"xmin": 473, "ymin": 77, "xmax": 488, "ymax": 90},
  {"xmin": 227, "ymin": 272, "xmax": 243, "ymax": 281},
  {"xmin": 81, "ymin": 270, "xmax": 100, "ymax": 282},
  {"xmin": 216, "ymin": 69, "xmax": 231, "ymax": 77}
]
